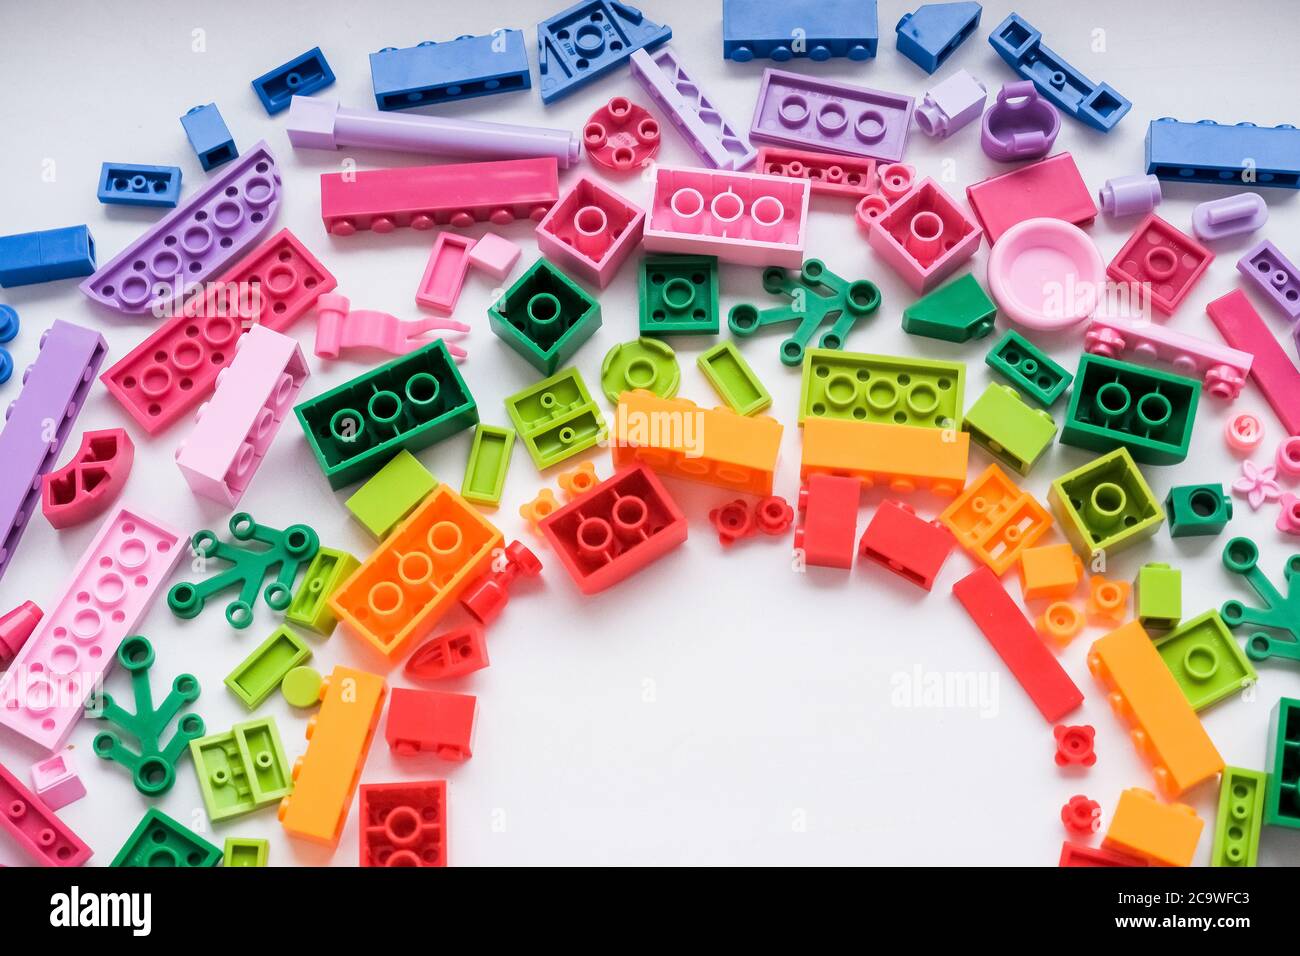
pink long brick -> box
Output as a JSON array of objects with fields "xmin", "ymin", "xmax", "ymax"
[{"xmin": 1207, "ymin": 289, "xmax": 1300, "ymax": 434}]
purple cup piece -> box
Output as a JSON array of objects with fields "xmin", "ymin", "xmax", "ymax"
[
  {"xmin": 980, "ymin": 82, "xmax": 1060, "ymax": 162},
  {"xmin": 1098, "ymin": 174, "xmax": 1161, "ymax": 217}
]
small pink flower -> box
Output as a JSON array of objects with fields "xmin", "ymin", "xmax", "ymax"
[{"xmin": 1233, "ymin": 459, "xmax": 1282, "ymax": 510}]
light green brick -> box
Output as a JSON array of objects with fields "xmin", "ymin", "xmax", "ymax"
[
  {"xmin": 191, "ymin": 718, "xmax": 293, "ymax": 822},
  {"xmin": 224, "ymin": 837, "xmax": 270, "ymax": 867},
  {"xmin": 1154, "ymin": 610, "xmax": 1255, "ymax": 711},
  {"xmin": 224, "ymin": 625, "xmax": 311, "ymax": 710},
  {"xmin": 1135, "ymin": 562, "xmax": 1181, "ymax": 631},
  {"xmin": 1212, "ymin": 767, "xmax": 1266, "ymax": 866},
  {"xmin": 462, "ymin": 424, "xmax": 516, "ymax": 507},
  {"xmin": 285, "ymin": 546, "xmax": 359, "ymax": 636},
  {"xmin": 505, "ymin": 366, "xmax": 606, "ymax": 470},
  {"xmin": 345, "ymin": 449, "xmax": 438, "ymax": 538},
  {"xmin": 962, "ymin": 383, "xmax": 1057, "ymax": 475},
  {"xmin": 697, "ymin": 341, "xmax": 771, "ymax": 416},
  {"xmin": 1048, "ymin": 447, "xmax": 1164, "ymax": 559},
  {"xmin": 799, "ymin": 348, "xmax": 965, "ymax": 427}
]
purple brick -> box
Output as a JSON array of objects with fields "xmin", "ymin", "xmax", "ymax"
[{"xmin": 1239, "ymin": 240, "xmax": 1300, "ymax": 321}]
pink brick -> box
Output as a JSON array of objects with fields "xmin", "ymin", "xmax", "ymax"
[
  {"xmin": 466, "ymin": 232, "xmax": 522, "ymax": 280},
  {"xmin": 867, "ymin": 177, "xmax": 982, "ymax": 293},
  {"xmin": 416, "ymin": 233, "xmax": 476, "ymax": 313},
  {"xmin": 535, "ymin": 176, "xmax": 645, "ymax": 288},
  {"xmin": 0, "ymin": 760, "xmax": 91, "ymax": 866},
  {"xmin": 30, "ymin": 752, "xmax": 85, "ymax": 810}
]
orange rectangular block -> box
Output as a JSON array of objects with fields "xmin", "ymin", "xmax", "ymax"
[
  {"xmin": 1019, "ymin": 543, "xmax": 1084, "ymax": 601},
  {"xmin": 279, "ymin": 666, "xmax": 386, "ymax": 848},
  {"xmin": 611, "ymin": 389, "xmax": 783, "ymax": 496},
  {"xmin": 1104, "ymin": 787, "xmax": 1204, "ymax": 867},
  {"xmin": 330, "ymin": 485, "xmax": 503, "ymax": 658},
  {"xmin": 1088, "ymin": 621, "xmax": 1224, "ymax": 797},
  {"xmin": 799, "ymin": 418, "xmax": 967, "ymax": 496},
  {"xmin": 940, "ymin": 463, "xmax": 1052, "ymax": 575}
]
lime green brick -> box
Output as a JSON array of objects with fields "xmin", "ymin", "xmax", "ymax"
[
  {"xmin": 1048, "ymin": 447, "xmax": 1164, "ymax": 559},
  {"xmin": 191, "ymin": 718, "xmax": 293, "ymax": 822},
  {"xmin": 224, "ymin": 837, "xmax": 269, "ymax": 867},
  {"xmin": 224, "ymin": 625, "xmax": 311, "ymax": 710},
  {"xmin": 600, "ymin": 338, "xmax": 680, "ymax": 403},
  {"xmin": 799, "ymin": 348, "xmax": 964, "ymax": 427},
  {"xmin": 1135, "ymin": 562, "xmax": 1182, "ymax": 631},
  {"xmin": 901, "ymin": 273, "xmax": 997, "ymax": 343},
  {"xmin": 345, "ymin": 449, "xmax": 437, "ymax": 538},
  {"xmin": 1212, "ymin": 767, "xmax": 1266, "ymax": 866},
  {"xmin": 462, "ymin": 424, "xmax": 516, "ymax": 507},
  {"xmin": 1154, "ymin": 610, "xmax": 1255, "ymax": 710},
  {"xmin": 505, "ymin": 366, "xmax": 606, "ymax": 470},
  {"xmin": 962, "ymin": 383, "xmax": 1057, "ymax": 475},
  {"xmin": 489, "ymin": 257, "xmax": 602, "ymax": 374},
  {"xmin": 697, "ymin": 341, "xmax": 771, "ymax": 416},
  {"xmin": 285, "ymin": 546, "xmax": 359, "ymax": 636}
]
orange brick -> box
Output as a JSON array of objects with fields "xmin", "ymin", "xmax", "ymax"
[
  {"xmin": 799, "ymin": 418, "xmax": 968, "ymax": 496},
  {"xmin": 939, "ymin": 463, "xmax": 1052, "ymax": 575},
  {"xmin": 1104, "ymin": 788, "xmax": 1203, "ymax": 867},
  {"xmin": 1019, "ymin": 543, "xmax": 1084, "ymax": 601},
  {"xmin": 1087, "ymin": 575, "xmax": 1130, "ymax": 625}
]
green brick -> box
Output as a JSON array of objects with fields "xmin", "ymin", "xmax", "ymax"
[
  {"xmin": 600, "ymin": 338, "xmax": 680, "ymax": 403},
  {"xmin": 489, "ymin": 257, "xmax": 601, "ymax": 374},
  {"xmin": 191, "ymin": 718, "xmax": 293, "ymax": 822},
  {"xmin": 1061, "ymin": 354, "xmax": 1200, "ymax": 465},
  {"xmin": 294, "ymin": 341, "xmax": 476, "ymax": 489},
  {"xmin": 1265, "ymin": 697, "xmax": 1300, "ymax": 829},
  {"xmin": 799, "ymin": 348, "xmax": 964, "ymax": 427},
  {"xmin": 1165, "ymin": 484, "xmax": 1232, "ymax": 537},
  {"xmin": 462, "ymin": 424, "xmax": 516, "ymax": 507},
  {"xmin": 345, "ymin": 449, "xmax": 438, "ymax": 538},
  {"xmin": 112, "ymin": 808, "xmax": 222, "ymax": 867},
  {"xmin": 962, "ymin": 383, "xmax": 1057, "ymax": 475},
  {"xmin": 697, "ymin": 341, "xmax": 771, "ymax": 416},
  {"xmin": 901, "ymin": 273, "xmax": 997, "ymax": 343},
  {"xmin": 224, "ymin": 625, "xmax": 311, "ymax": 710},
  {"xmin": 1135, "ymin": 562, "xmax": 1181, "ymax": 630},
  {"xmin": 1048, "ymin": 447, "xmax": 1164, "ymax": 559},
  {"xmin": 639, "ymin": 254, "xmax": 719, "ymax": 335},
  {"xmin": 224, "ymin": 837, "xmax": 270, "ymax": 867},
  {"xmin": 1153, "ymin": 610, "xmax": 1255, "ymax": 710},
  {"xmin": 985, "ymin": 329, "xmax": 1072, "ymax": 407},
  {"xmin": 285, "ymin": 546, "xmax": 360, "ymax": 636},
  {"xmin": 1212, "ymin": 767, "xmax": 1266, "ymax": 866},
  {"xmin": 505, "ymin": 366, "xmax": 606, "ymax": 470}
]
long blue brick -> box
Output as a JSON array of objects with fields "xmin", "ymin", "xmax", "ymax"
[
  {"xmin": 370, "ymin": 31, "xmax": 530, "ymax": 111},
  {"xmin": 537, "ymin": 0, "xmax": 670, "ymax": 104},
  {"xmin": 252, "ymin": 47, "xmax": 336, "ymax": 115},
  {"xmin": 97, "ymin": 163, "xmax": 182, "ymax": 208},
  {"xmin": 1146, "ymin": 118, "xmax": 1300, "ymax": 190},
  {"xmin": 0, "ymin": 226, "xmax": 96, "ymax": 288},
  {"xmin": 722, "ymin": 0, "xmax": 878, "ymax": 62}
]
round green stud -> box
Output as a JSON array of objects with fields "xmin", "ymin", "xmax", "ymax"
[
  {"xmin": 281, "ymin": 665, "xmax": 323, "ymax": 708},
  {"xmin": 600, "ymin": 338, "xmax": 680, "ymax": 404}
]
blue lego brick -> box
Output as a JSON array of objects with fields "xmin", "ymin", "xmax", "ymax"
[
  {"xmin": 1146, "ymin": 119, "xmax": 1300, "ymax": 190},
  {"xmin": 370, "ymin": 31, "xmax": 530, "ymax": 111},
  {"xmin": 180, "ymin": 103, "xmax": 238, "ymax": 171},
  {"xmin": 251, "ymin": 47, "xmax": 336, "ymax": 115},
  {"xmin": 0, "ymin": 304, "xmax": 12, "ymax": 384},
  {"xmin": 721, "ymin": 0, "xmax": 878, "ymax": 62},
  {"xmin": 537, "ymin": 1, "xmax": 671, "ymax": 104},
  {"xmin": 988, "ymin": 13, "xmax": 1131, "ymax": 132},
  {"xmin": 0, "ymin": 226, "xmax": 96, "ymax": 288},
  {"xmin": 97, "ymin": 163, "xmax": 182, "ymax": 208},
  {"xmin": 895, "ymin": 3, "xmax": 981, "ymax": 73}
]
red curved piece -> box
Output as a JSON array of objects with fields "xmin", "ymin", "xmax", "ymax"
[{"xmin": 41, "ymin": 428, "xmax": 134, "ymax": 529}]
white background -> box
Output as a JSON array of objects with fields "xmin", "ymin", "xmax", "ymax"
[{"xmin": 1, "ymin": 0, "xmax": 1299, "ymax": 866}]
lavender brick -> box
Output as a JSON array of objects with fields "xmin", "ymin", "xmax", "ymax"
[{"xmin": 1239, "ymin": 240, "xmax": 1300, "ymax": 321}]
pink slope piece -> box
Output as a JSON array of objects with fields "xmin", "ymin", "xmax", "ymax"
[
  {"xmin": 175, "ymin": 326, "xmax": 309, "ymax": 505},
  {"xmin": 41, "ymin": 428, "xmax": 135, "ymax": 529},
  {"xmin": 1207, "ymin": 290, "xmax": 1300, "ymax": 436},
  {"xmin": 867, "ymin": 177, "xmax": 982, "ymax": 293},
  {"xmin": 466, "ymin": 232, "xmax": 522, "ymax": 281},
  {"xmin": 535, "ymin": 176, "xmax": 646, "ymax": 288},
  {"xmin": 416, "ymin": 233, "xmax": 476, "ymax": 313},
  {"xmin": 0, "ymin": 760, "xmax": 91, "ymax": 866},
  {"xmin": 1083, "ymin": 316, "xmax": 1252, "ymax": 400},
  {"xmin": 0, "ymin": 505, "xmax": 185, "ymax": 751},
  {"xmin": 30, "ymin": 752, "xmax": 85, "ymax": 811},
  {"xmin": 314, "ymin": 292, "xmax": 468, "ymax": 361}
]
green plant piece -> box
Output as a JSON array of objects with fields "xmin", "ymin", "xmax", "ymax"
[
  {"xmin": 638, "ymin": 254, "xmax": 719, "ymax": 335},
  {"xmin": 190, "ymin": 717, "xmax": 293, "ymax": 822},
  {"xmin": 985, "ymin": 329, "xmax": 1072, "ymax": 407},
  {"xmin": 799, "ymin": 348, "xmax": 964, "ymax": 427},
  {"xmin": 962, "ymin": 383, "xmax": 1057, "ymax": 475},
  {"xmin": 462, "ymin": 424, "xmax": 516, "ymax": 507},
  {"xmin": 489, "ymin": 257, "xmax": 602, "ymax": 374},
  {"xmin": 285, "ymin": 547, "xmax": 360, "ymax": 636},
  {"xmin": 1220, "ymin": 536, "xmax": 1300, "ymax": 661},
  {"xmin": 901, "ymin": 273, "xmax": 997, "ymax": 343},
  {"xmin": 224, "ymin": 837, "xmax": 269, "ymax": 867},
  {"xmin": 1212, "ymin": 767, "xmax": 1266, "ymax": 866},
  {"xmin": 111, "ymin": 808, "xmax": 222, "ymax": 867},
  {"xmin": 1048, "ymin": 447, "xmax": 1164, "ymax": 559},
  {"xmin": 1265, "ymin": 697, "xmax": 1300, "ymax": 829},
  {"xmin": 1164, "ymin": 483, "xmax": 1232, "ymax": 538},
  {"xmin": 697, "ymin": 341, "xmax": 771, "ymax": 416},
  {"xmin": 344, "ymin": 449, "xmax": 438, "ymax": 538},
  {"xmin": 1061, "ymin": 354, "xmax": 1200, "ymax": 465},
  {"xmin": 224, "ymin": 625, "xmax": 312, "ymax": 710},
  {"xmin": 1153, "ymin": 610, "xmax": 1255, "ymax": 711},
  {"xmin": 505, "ymin": 366, "xmax": 606, "ymax": 470},
  {"xmin": 600, "ymin": 338, "xmax": 680, "ymax": 403},
  {"xmin": 1135, "ymin": 562, "xmax": 1182, "ymax": 630}
]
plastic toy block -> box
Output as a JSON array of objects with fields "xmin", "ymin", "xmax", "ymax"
[
  {"xmin": 710, "ymin": 500, "xmax": 754, "ymax": 546},
  {"xmin": 988, "ymin": 14, "xmax": 1131, "ymax": 132},
  {"xmin": 416, "ymin": 233, "xmax": 476, "ymax": 314},
  {"xmin": 584, "ymin": 97, "xmax": 660, "ymax": 174},
  {"xmin": 0, "ymin": 506, "xmax": 183, "ymax": 751},
  {"xmin": 794, "ymin": 474, "xmax": 861, "ymax": 569},
  {"xmin": 467, "ymin": 233, "xmax": 522, "ymax": 280},
  {"xmin": 980, "ymin": 82, "xmax": 1059, "ymax": 162},
  {"xmin": 1280, "ymin": 438, "xmax": 1300, "ymax": 476},
  {"xmin": 317, "ymin": 297, "xmax": 468, "ymax": 363},
  {"xmin": 895, "ymin": 3, "xmax": 981, "ymax": 73},
  {"xmin": 962, "ymin": 383, "xmax": 1056, "ymax": 475},
  {"xmin": 462, "ymin": 425, "xmax": 516, "ymax": 508},
  {"xmin": 629, "ymin": 46, "xmax": 754, "ymax": 171},
  {"xmin": 286, "ymin": 548, "xmax": 361, "ymax": 637},
  {"xmin": 1163, "ymin": 485, "xmax": 1231, "ymax": 538},
  {"xmin": 638, "ymin": 254, "xmax": 719, "ymax": 336},
  {"xmin": 281, "ymin": 666, "xmax": 321, "ymax": 708},
  {"xmin": 1058, "ymin": 842, "xmax": 1146, "ymax": 867},
  {"xmin": 857, "ymin": 499, "xmax": 954, "ymax": 590},
  {"xmin": 460, "ymin": 540, "xmax": 541, "ymax": 625},
  {"xmin": 750, "ymin": 69, "xmax": 913, "ymax": 163},
  {"xmin": 88, "ymin": 635, "xmax": 204, "ymax": 796},
  {"xmin": 802, "ymin": 417, "xmax": 970, "ymax": 497},
  {"xmin": 331, "ymin": 485, "xmax": 502, "ymax": 658},
  {"xmin": 537, "ymin": 0, "xmax": 671, "ymax": 104},
  {"xmin": 754, "ymin": 147, "xmax": 876, "ymax": 201},
  {"xmin": 406, "ymin": 624, "xmax": 490, "ymax": 682},
  {"xmin": 1212, "ymin": 767, "xmax": 1266, "ymax": 867},
  {"xmin": 490, "ymin": 258, "xmax": 602, "ymax": 376},
  {"xmin": 81, "ymin": 141, "xmax": 282, "ymax": 315},
  {"xmin": 1104, "ymin": 788, "xmax": 1203, "ymax": 867},
  {"xmin": 1087, "ymin": 621, "xmax": 1224, "ymax": 797},
  {"xmin": 557, "ymin": 461, "xmax": 600, "ymax": 500},
  {"xmin": 1049, "ymin": 449, "xmax": 1163, "ymax": 559},
  {"xmin": 345, "ymin": 450, "xmax": 438, "ymax": 539},
  {"xmin": 1219, "ymin": 537, "xmax": 1300, "ymax": 663},
  {"xmin": 1099, "ymin": 174, "xmax": 1161, "ymax": 218},
  {"xmin": 612, "ymin": 390, "xmax": 784, "ymax": 496},
  {"xmin": 0, "ymin": 760, "xmax": 91, "ymax": 867},
  {"xmin": 642, "ymin": 165, "xmax": 809, "ymax": 268},
  {"xmin": 800, "ymin": 348, "xmax": 962, "ymax": 429},
  {"xmin": 1106, "ymin": 215, "xmax": 1213, "ymax": 317},
  {"xmin": 97, "ymin": 163, "xmax": 182, "ymax": 208},
  {"xmin": 191, "ymin": 717, "xmax": 292, "ymax": 821},
  {"xmin": 1134, "ymin": 563, "xmax": 1181, "ymax": 631},
  {"xmin": 181, "ymin": 103, "xmax": 237, "ymax": 170},
  {"xmin": 722, "ymin": 0, "xmax": 878, "ymax": 62},
  {"xmin": 1054, "ymin": 724, "xmax": 1096, "ymax": 767},
  {"xmin": 1018, "ymin": 544, "xmax": 1082, "ymax": 602},
  {"xmin": 1207, "ymin": 290, "xmax": 1300, "ymax": 437},
  {"xmin": 386, "ymin": 688, "xmax": 476, "ymax": 760},
  {"xmin": 900, "ymin": 274, "xmax": 995, "ymax": 344},
  {"xmin": 952, "ymin": 565, "xmax": 1084, "ymax": 722},
  {"xmin": 505, "ymin": 368, "xmax": 606, "ymax": 471},
  {"xmin": 1083, "ymin": 318, "xmax": 1251, "ymax": 402},
  {"xmin": 1193, "ymin": 193, "xmax": 1267, "ymax": 242},
  {"xmin": 1037, "ymin": 601, "xmax": 1084, "ymax": 644},
  {"xmin": 697, "ymin": 342, "xmax": 771, "ymax": 417},
  {"xmin": 1061, "ymin": 354, "xmax": 1200, "ymax": 466},
  {"xmin": 601, "ymin": 339, "xmax": 679, "ymax": 405},
  {"xmin": 0, "ymin": 601, "xmax": 41, "ymax": 668},
  {"xmin": 100, "ymin": 229, "xmax": 335, "ymax": 435},
  {"xmin": 1091, "ymin": 570, "xmax": 1134, "ymax": 620},
  {"xmin": 867, "ymin": 178, "xmax": 982, "ymax": 294},
  {"xmin": 1225, "ymin": 413, "xmax": 1265, "ymax": 455},
  {"xmin": 112, "ymin": 808, "xmax": 221, "ymax": 868},
  {"xmin": 1265, "ymin": 697, "xmax": 1300, "ymax": 828},
  {"xmin": 915, "ymin": 69, "xmax": 985, "ymax": 139},
  {"xmin": 41, "ymin": 427, "xmax": 133, "ymax": 530},
  {"xmin": 0, "ymin": 304, "xmax": 15, "ymax": 384},
  {"xmin": 1061, "ymin": 795, "xmax": 1100, "ymax": 835},
  {"xmin": 536, "ymin": 176, "xmax": 645, "ymax": 288},
  {"xmin": 0, "ymin": 225, "xmax": 95, "ymax": 288},
  {"xmin": 732, "ymin": 262, "xmax": 881, "ymax": 368},
  {"xmin": 360, "ymin": 780, "xmax": 446, "ymax": 867},
  {"xmin": 224, "ymin": 625, "xmax": 311, "ymax": 710},
  {"xmin": 30, "ymin": 753, "xmax": 85, "ymax": 811},
  {"xmin": 224, "ymin": 838, "xmax": 269, "ymax": 867},
  {"xmin": 252, "ymin": 47, "xmax": 334, "ymax": 114},
  {"xmin": 320, "ymin": 157, "xmax": 559, "ymax": 237},
  {"xmin": 966, "ymin": 153, "xmax": 1095, "ymax": 246},
  {"xmin": 370, "ymin": 31, "xmax": 528, "ymax": 111},
  {"xmin": 1153, "ymin": 611, "xmax": 1255, "ymax": 713},
  {"xmin": 1145, "ymin": 117, "xmax": 1300, "ymax": 189},
  {"xmin": 1238, "ymin": 240, "xmax": 1300, "ymax": 321},
  {"xmin": 853, "ymin": 165, "xmax": 915, "ymax": 232},
  {"xmin": 985, "ymin": 330, "xmax": 1070, "ymax": 408},
  {"xmin": 939, "ymin": 463, "xmax": 1051, "ymax": 575}
]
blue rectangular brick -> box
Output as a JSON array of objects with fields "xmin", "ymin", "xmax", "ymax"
[
  {"xmin": 1147, "ymin": 118, "xmax": 1300, "ymax": 189},
  {"xmin": 370, "ymin": 31, "xmax": 530, "ymax": 110},
  {"xmin": 97, "ymin": 163, "xmax": 182, "ymax": 208},
  {"xmin": 0, "ymin": 226, "xmax": 96, "ymax": 287},
  {"xmin": 722, "ymin": 0, "xmax": 878, "ymax": 62},
  {"xmin": 252, "ymin": 47, "xmax": 336, "ymax": 114},
  {"xmin": 180, "ymin": 103, "xmax": 237, "ymax": 171}
]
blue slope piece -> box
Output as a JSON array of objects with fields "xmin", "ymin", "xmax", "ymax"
[
  {"xmin": 0, "ymin": 226, "xmax": 96, "ymax": 288},
  {"xmin": 722, "ymin": 0, "xmax": 878, "ymax": 62},
  {"xmin": 537, "ymin": 1, "xmax": 670, "ymax": 104},
  {"xmin": 1146, "ymin": 118, "xmax": 1300, "ymax": 189},
  {"xmin": 895, "ymin": 3, "xmax": 981, "ymax": 74},
  {"xmin": 97, "ymin": 163, "xmax": 182, "ymax": 208},
  {"xmin": 180, "ymin": 104, "xmax": 238, "ymax": 171},
  {"xmin": 988, "ymin": 13, "xmax": 1130, "ymax": 133},
  {"xmin": 252, "ymin": 48, "xmax": 336, "ymax": 115},
  {"xmin": 370, "ymin": 31, "xmax": 531, "ymax": 111}
]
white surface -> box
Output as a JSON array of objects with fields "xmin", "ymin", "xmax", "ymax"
[{"xmin": 0, "ymin": 0, "xmax": 1299, "ymax": 867}]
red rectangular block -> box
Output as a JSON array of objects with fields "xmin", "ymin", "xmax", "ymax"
[
  {"xmin": 386, "ymin": 687, "xmax": 476, "ymax": 761},
  {"xmin": 965, "ymin": 152, "xmax": 1096, "ymax": 244},
  {"xmin": 858, "ymin": 499, "xmax": 955, "ymax": 590},
  {"xmin": 359, "ymin": 780, "xmax": 446, "ymax": 867},
  {"xmin": 795, "ymin": 474, "xmax": 862, "ymax": 569},
  {"xmin": 0, "ymin": 760, "xmax": 92, "ymax": 866},
  {"xmin": 1058, "ymin": 842, "xmax": 1148, "ymax": 867},
  {"xmin": 1207, "ymin": 289, "xmax": 1300, "ymax": 435},
  {"xmin": 1107, "ymin": 214, "xmax": 1213, "ymax": 316},
  {"xmin": 952, "ymin": 565, "xmax": 1084, "ymax": 722}
]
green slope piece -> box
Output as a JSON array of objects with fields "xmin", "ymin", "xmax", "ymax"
[
  {"xmin": 345, "ymin": 449, "xmax": 438, "ymax": 538},
  {"xmin": 281, "ymin": 665, "xmax": 323, "ymax": 709},
  {"xmin": 112, "ymin": 807, "xmax": 222, "ymax": 867},
  {"xmin": 167, "ymin": 512, "xmax": 320, "ymax": 629},
  {"xmin": 190, "ymin": 717, "xmax": 293, "ymax": 822},
  {"xmin": 1265, "ymin": 697, "xmax": 1300, "ymax": 829},
  {"xmin": 639, "ymin": 254, "xmax": 719, "ymax": 335},
  {"xmin": 985, "ymin": 329, "xmax": 1072, "ymax": 407},
  {"xmin": 1165, "ymin": 484, "xmax": 1233, "ymax": 538},
  {"xmin": 1135, "ymin": 562, "xmax": 1182, "ymax": 631},
  {"xmin": 224, "ymin": 625, "xmax": 312, "ymax": 710},
  {"xmin": 88, "ymin": 636, "xmax": 204, "ymax": 797},
  {"xmin": 462, "ymin": 424, "xmax": 516, "ymax": 507},
  {"xmin": 1153, "ymin": 610, "xmax": 1256, "ymax": 711},
  {"xmin": 600, "ymin": 338, "xmax": 680, "ymax": 403},
  {"xmin": 505, "ymin": 366, "xmax": 606, "ymax": 470},
  {"xmin": 285, "ymin": 546, "xmax": 360, "ymax": 636},
  {"xmin": 799, "ymin": 348, "xmax": 964, "ymax": 427},
  {"xmin": 1212, "ymin": 767, "xmax": 1266, "ymax": 866},
  {"xmin": 224, "ymin": 837, "xmax": 270, "ymax": 867},
  {"xmin": 901, "ymin": 273, "xmax": 997, "ymax": 343},
  {"xmin": 489, "ymin": 257, "xmax": 602, "ymax": 374},
  {"xmin": 697, "ymin": 341, "xmax": 771, "ymax": 416},
  {"xmin": 962, "ymin": 382, "xmax": 1057, "ymax": 475},
  {"xmin": 1220, "ymin": 536, "xmax": 1300, "ymax": 660},
  {"xmin": 729, "ymin": 259, "xmax": 881, "ymax": 366},
  {"xmin": 1061, "ymin": 354, "xmax": 1200, "ymax": 465},
  {"xmin": 1048, "ymin": 447, "xmax": 1164, "ymax": 559}
]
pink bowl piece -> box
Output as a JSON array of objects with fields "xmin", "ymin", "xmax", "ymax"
[{"xmin": 987, "ymin": 218, "xmax": 1104, "ymax": 331}]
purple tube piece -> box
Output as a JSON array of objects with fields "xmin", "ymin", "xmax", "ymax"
[
  {"xmin": 1098, "ymin": 173, "xmax": 1161, "ymax": 217},
  {"xmin": 286, "ymin": 97, "xmax": 580, "ymax": 169},
  {"xmin": 1239, "ymin": 239, "xmax": 1300, "ymax": 321},
  {"xmin": 1192, "ymin": 193, "xmax": 1268, "ymax": 242},
  {"xmin": 0, "ymin": 321, "xmax": 107, "ymax": 582},
  {"xmin": 980, "ymin": 81, "xmax": 1060, "ymax": 162}
]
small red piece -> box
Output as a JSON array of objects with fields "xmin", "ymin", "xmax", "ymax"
[
  {"xmin": 404, "ymin": 624, "xmax": 489, "ymax": 682},
  {"xmin": 0, "ymin": 601, "xmax": 42, "ymax": 668},
  {"xmin": 1107, "ymin": 214, "xmax": 1214, "ymax": 316},
  {"xmin": 755, "ymin": 495, "xmax": 794, "ymax": 535},
  {"xmin": 41, "ymin": 428, "xmax": 134, "ymax": 529},
  {"xmin": 385, "ymin": 687, "xmax": 476, "ymax": 761},
  {"xmin": 1058, "ymin": 841, "xmax": 1147, "ymax": 867},
  {"xmin": 1061, "ymin": 795, "xmax": 1101, "ymax": 834},
  {"xmin": 460, "ymin": 540, "xmax": 542, "ymax": 626},
  {"xmin": 857, "ymin": 499, "xmax": 955, "ymax": 591},
  {"xmin": 1054, "ymin": 724, "xmax": 1097, "ymax": 767},
  {"xmin": 709, "ymin": 499, "xmax": 755, "ymax": 546},
  {"xmin": 359, "ymin": 780, "xmax": 446, "ymax": 867},
  {"xmin": 584, "ymin": 97, "xmax": 661, "ymax": 174},
  {"xmin": 794, "ymin": 474, "xmax": 862, "ymax": 569}
]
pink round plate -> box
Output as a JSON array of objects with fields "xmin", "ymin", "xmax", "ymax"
[{"xmin": 987, "ymin": 218, "xmax": 1104, "ymax": 331}]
